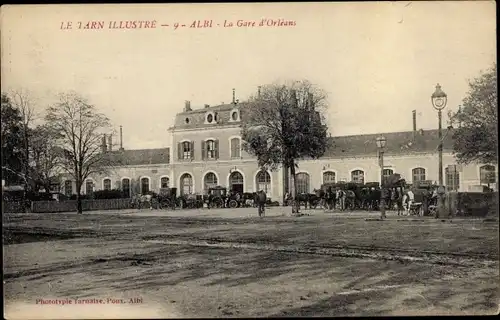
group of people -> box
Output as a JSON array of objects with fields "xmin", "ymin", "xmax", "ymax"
[{"xmin": 283, "ymin": 185, "xmax": 440, "ymax": 216}]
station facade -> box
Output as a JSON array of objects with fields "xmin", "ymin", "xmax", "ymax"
[{"xmin": 64, "ymin": 95, "xmax": 497, "ymax": 202}]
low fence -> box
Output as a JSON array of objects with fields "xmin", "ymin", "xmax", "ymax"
[
  {"xmin": 446, "ymin": 192, "xmax": 498, "ymax": 217},
  {"xmin": 30, "ymin": 198, "xmax": 131, "ymax": 213},
  {"xmin": 2, "ymin": 201, "xmax": 28, "ymax": 213}
]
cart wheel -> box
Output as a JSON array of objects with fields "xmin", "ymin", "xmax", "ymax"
[
  {"xmin": 228, "ymin": 200, "xmax": 238, "ymax": 208},
  {"xmin": 161, "ymin": 199, "xmax": 170, "ymax": 209}
]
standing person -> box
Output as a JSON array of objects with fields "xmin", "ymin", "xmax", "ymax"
[
  {"xmin": 257, "ymin": 189, "xmax": 267, "ymax": 217},
  {"xmin": 330, "ymin": 187, "xmax": 337, "ymax": 211},
  {"xmin": 337, "ymin": 188, "xmax": 345, "ymax": 211}
]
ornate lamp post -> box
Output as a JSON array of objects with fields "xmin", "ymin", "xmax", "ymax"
[
  {"xmin": 376, "ymin": 136, "xmax": 387, "ymax": 219},
  {"xmin": 431, "ymin": 83, "xmax": 447, "ymax": 218}
]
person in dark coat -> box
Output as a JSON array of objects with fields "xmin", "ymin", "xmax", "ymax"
[{"xmin": 257, "ymin": 190, "xmax": 267, "ymax": 217}]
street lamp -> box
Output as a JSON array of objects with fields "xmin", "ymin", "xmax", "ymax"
[
  {"xmin": 431, "ymin": 83, "xmax": 447, "ymax": 218},
  {"xmin": 376, "ymin": 136, "xmax": 387, "ymax": 219}
]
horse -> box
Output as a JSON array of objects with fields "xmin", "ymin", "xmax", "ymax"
[
  {"xmin": 401, "ymin": 190, "xmax": 415, "ymax": 216},
  {"xmin": 323, "ymin": 187, "xmax": 337, "ymax": 211},
  {"xmin": 344, "ymin": 190, "xmax": 357, "ymax": 210},
  {"xmin": 130, "ymin": 193, "xmax": 155, "ymax": 210}
]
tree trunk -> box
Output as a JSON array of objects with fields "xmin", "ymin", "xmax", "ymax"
[
  {"xmin": 76, "ymin": 180, "xmax": 83, "ymax": 214},
  {"xmin": 289, "ymin": 160, "xmax": 300, "ymax": 215},
  {"xmin": 76, "ymin": 192, "xmax": 83, "ymax": 214}
]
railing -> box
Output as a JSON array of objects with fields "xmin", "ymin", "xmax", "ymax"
[{"xmin": 30, "ymin": 198, "xmax": 131, "ymax": 213}]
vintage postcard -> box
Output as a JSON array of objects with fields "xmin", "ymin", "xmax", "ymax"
[{"xmin": 1, "ymin": 2, "xmax": 498, "ymax": 319}]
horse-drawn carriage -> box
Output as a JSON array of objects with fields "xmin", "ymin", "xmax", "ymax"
[
  {"xmin": 407, "ymin": 180, "xmax": 437, "ymax": 216},
  {"xmin": 204, "ymin": 186, "xmax": 227, "ymax": 208},
  {"xmin": 157, "ymin": 187, "xmax": 177, "ymax": 209},
  {"xmin": 178, "ymin": 193, "xmax": 204, "ymax": 209}
]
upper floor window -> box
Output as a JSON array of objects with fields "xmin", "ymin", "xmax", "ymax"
[
  {"xmin": 351, "ymin": 170, "xmax": 364, "ymax": 183},
  {"xmin": 205, "ymin": 111, "xmax": 218, "ymax": 124},
  {"xmin": 412, "ymin": 167, "xmax": 426, "ymax": 182},
  {"xmin": 230, "ymin": 137, "xmax": 241, "ymax": 158},
  {"xmin": 202, "ymin": 139, "xmax": 219, "ymax": 160},
  {"xmin": 160, "ymin": 177, "xmax": 170, "ymax": 188},
  {"xmin": 103, "ymin": 178, "xmax": 111, "ymax": 191},
  {"xmin": 230, "ymin": 109, "xmax": 240, "ymax": 122},
  {"xmin": 480, "ymin": 165, "xmax": 496, "ymax": 184},
  {"xmin": 178, "ymin": 141, "xmax": 194, "ymax": 160}
]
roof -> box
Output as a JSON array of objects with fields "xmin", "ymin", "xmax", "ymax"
[
  {"xmin": 324, "ymin": 128, "xmax": 455, "ymax": 157},
  {"xmin": 173, "ymin": 102, "xmax": 249, "ymax": 130},
  {"xmin": 105, "ymin": 148, "xmax": 170, "ymax": 166}
]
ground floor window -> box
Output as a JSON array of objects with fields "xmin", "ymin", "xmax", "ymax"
[
  {"xmin": 180, "ymin": 173, "xmax": 193, "ymax": 195},
  {"xmin": 256, "ymin": 170, "xmax": 271, "ymax": 195},
  {"xmin": 204, "ymin": 172, "xmax": 218, "ymax": 193},
  {"xmin": 296, "ymin": 173, "xmax": 310, "ymax": 194}
]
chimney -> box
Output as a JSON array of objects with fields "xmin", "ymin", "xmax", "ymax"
[
  {"xmin": 101, "ymin": 134, "xmax": 107, "ymax": 153},
  {"xmin": 412, "ymin": 110, "xmax": 417, "ymax": 140},
  {"xmin": 108, "ymin": 134, "xmax": 112, "ymax": 151},
  {"xmin": 119, "ymin": 125, "xmax": 124, "ymax": 151},
  {"xmin": 258, "ymin": 86, "xmax": 261, "ymax": 98},
  {"xmin": 184, "ymin": 100, "xmax": 192, "ymax": 112},
  {"xmin": 232, "ymin": 88, "xmax": 236, "ymax": 104}
]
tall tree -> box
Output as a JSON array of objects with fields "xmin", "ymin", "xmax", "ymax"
[
  {"xmin": 45, "ymin": 92, "xmax": 114, "ymax": 214},
  {"xmin": 449, "ymin": 63, "xmax": 497, "ymax": 164},
  {"xmin": 9, "ymin": 90, "xmax": 37, "ymax": 191},
  {"xmin": 1, "ymin": 93, "xmax": 24, "ymax": 185},
  {"xmin": 28, "ymin": 125, "xmax": 64, "ymax": 193},
  {"xmin": 241, "ymin": 80, "xmax": 329, "ymax": 214}
]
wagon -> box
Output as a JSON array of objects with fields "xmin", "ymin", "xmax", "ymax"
[
  {"xmin": 206, "ymin": 186, "xmax": 227, "ymax": 208},
  {"xmin": 157, "ymin": 187, "xmax": 177, "ymax": 209}
]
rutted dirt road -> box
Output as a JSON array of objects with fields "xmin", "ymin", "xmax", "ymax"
[{"xmin": 3, "ymin": 209, "xmax": 499, "ymax": 318}]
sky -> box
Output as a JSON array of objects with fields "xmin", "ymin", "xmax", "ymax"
[{"xmin": 1, "ymin": 2, "xmax": 496, "ymax": 150}]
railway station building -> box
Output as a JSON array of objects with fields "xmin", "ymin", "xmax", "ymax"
[{"xmin": 65, "ymin": 91, "xmax": 497, "ymax": 202}]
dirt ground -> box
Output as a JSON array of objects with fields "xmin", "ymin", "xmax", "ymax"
[{"xmin": 3, "ymin": 208, "xmax": 499, "ymax": 318}]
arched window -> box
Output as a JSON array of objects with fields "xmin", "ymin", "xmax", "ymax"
[
  {"xmin": 103, "ymin": 178, "xmax": 111, "ymax": 191},
  {"xmin": 204, "ymin": 172, "xmax": 218, "ymax": 192},
  {"xmin": 85, "ymin": 180, "xmax": 94, "ymax": 195},
  {"xmin": 323, "ymin": 171, "xmax": 336, "ymax": 184},
  {"xmin": 256, "ymin": 171, "xmax": 271, "ymax": 194},
  {"xmin": 229, "ymin": 171, "xmax": 244, "ymax": 193},
  {"xmin": 230, "ymin": 138, "xmax": 241, "ymax": 158},
  {"xmin": 412, "ymin": 168, "xmax": 426, "ymax": 182},
  {"xmin": 122, "ymin": 178, "xmax": 130, "ymax": 198},
  {"xmin": 296, "ymin": 173, "xmax": 310, "ymax": 194},
  {"xmin": 64, "ymin": 180, "xmax": 73, "ymax": 196},
  {"xmin": 140, "ymin": 177, "xmax": 150, "ymax": 195},
  {"xmin": 180, "ymin": 173, "xmax": 193, "ymax": 196},
  {"xmin": 351, "ymin": 170, "xmax": 364, "ymax": 183},
  {"xmin": 445, "ymin": 167, "xmax": 460, "ymax": 191},
  {"xmin": 160, "ymin": 177, "xmax": 169, "ymax": 188},
  {"xmin": 479, "ymin": 165, "xmax": 496, "ymax": 185}
]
